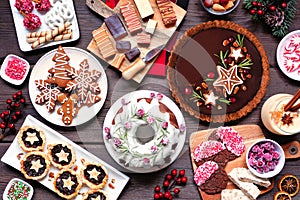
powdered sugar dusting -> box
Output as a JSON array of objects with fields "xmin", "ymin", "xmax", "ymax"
[
  {"xmin": 194, "ymin": 161, "xmax": 219, "ymax": 186},
  {"xmin": 193, "ymin": 140, "xmax": 226, "ymax": 162}
]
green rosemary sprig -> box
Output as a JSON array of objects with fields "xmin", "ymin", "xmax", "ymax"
[
  {"xmin": 236, "ymin": 34, "xmax": 245, "ymax": 47},
  {"xmin": 204, "ymin": 78, "xmax": 215, "ymax": 82},
  {"xmin": 190, "ymin": 90, "xmax": 205, "ymax": 102},
  {"xmin": 219, "ymin": 98, "xmax": 231, "ymax": 105},
  {"xmin": 214, "ymin": 50, "xmax": 229, "ymax": 68},
  {"xmin": 237, "ymin": 58, "xmax": 253, "ymax": 69}
]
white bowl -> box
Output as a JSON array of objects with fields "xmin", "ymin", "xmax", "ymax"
[
  {"xmin": 276, "ymin": 30, "xmax": 300, "ymax": 81},
  {"xmin": 0, "ymin": 54, "xmax": 30, "ymax": 85},
  {"xmin": 3, "ymin": 178, "xmax": 34, "ymax": 200},
  {"xmin": 200, "ymin": 0, "xmax": 240, "ymax": 15},
  {"xmin": 246, "ymin": 139, "xmax": 285, "ymax": 178}
]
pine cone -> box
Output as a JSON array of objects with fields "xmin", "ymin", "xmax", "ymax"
[{"xmin": 264, "ymin": 8, "xmax": 285, "ymax": 27}]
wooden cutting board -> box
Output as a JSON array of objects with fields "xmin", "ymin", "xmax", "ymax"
[
  {"xmin": 189, "ymin": 124, "xmax": 266, "ymax": 200},
  {"xmin": 86, "ymin": 0, "xmax": 187, "ymax": 83}
]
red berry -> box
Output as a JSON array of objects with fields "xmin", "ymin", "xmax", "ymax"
[
  {"xmin": 181, "ymin": 176, "xmax": 187, "ymax": 185},
  {"xmin": 207, "ymin": 72, "xmax": 215, "ymax": 79},
  {"xmin": 171, "ymin": 169, "xmax": 177, "ymax": 177},
  {"xmin": 0, "ymin": 124, "xmax": 6, "ymax": 129},
  {"xmin": 163, "ymin": 180, "xmax": 169, "ymax": 188},
  {"xmin": 164, "ymin": 191, "xmax": 171, "ymax": 199},
  {"xmin": 184, "ymin": 87, "xmax": 192, "ymax": 95},
  {"xmin": 20, "ymin": 98, "xmax": 25, "ymax": 104},
  {"xmin": 154, "ymin": 193, "xmax": 160, "ymax": 199},
  {"xmin": 0, "ymin": 113, "xmax": 5, "ymax": 119},
  {"xmin": 179, "ymin": 169, "xmax": 185, "ymax": 177},
  {"xmin": 206, "ymin": 104, "xmax": 212, "ymax": 110},
  {"xmin": 228, "ymin": 37, "xmax": 234, "ymax": 43},
  {"xmin": 203, "ymin": 0, "xmax": 213, "ymax": 8},
  {"xmin": 12, "ymin": 94, "xmax": 17, "ymax": 99},
  {"xmin": 257, "ymin": 9, "xmax": 264, "ymax": 15},
  {"xmin": 252, "ymin": 1, "xmax": 257, "ymax": 6},
  {"xmin": 257, "ymin": 2, "xmax": 262, "ymax": 7},
  {"xmin": 281, "ymin": 2, "xmax": 287, "ymax": 8},
  {"xmin": 6, "ymin": 99, "xmax": 12, "ymax": 105},
  {"xmin": 229, "ymin": 97, "xmax": 236, "ymax": 104},
  {"xmin": 8, "ymin": 123, "xmax": 15, "ymax": 130},
  {"xmin": 3, "ymin": 111, "xmax": 9, "ymax": 116},
  {"xmin": 154, "ymin": 185, "xmax": 160, "ymax": 193},
  {"xmin": 16, "ymin": 91, "xmax": 22, "ymax": 96},
  {"xmin": 269, "ymin": 5, "xmax": 276, "ymax": 11},
  {"xmin": 176, "ymin": 177, "xmax": 182, "ymax": 185},
  {"xmin": 15, "ymin": 110, "xmax": 21, "ymax": 116},
  {"xmin": 11, "ymin": 115, "xmax": 18, "ymax": 122},
  {"xmin": 165, "ymin": 174, "xmax": 172, "ymax": 181},
  {"xmin": 158, "ymin": 192, "xmax": 163, "ymax": 199},
  {"xmin": 14, "ymin": 103, "xmax": 20, "ymax": 108},
  {"xmin": 173, "ymin": 188, "xmax": 180, "ymax": 195},
  {"xmin": 250, "ymin": 9, "xmax": 256, "ymax": 15}
]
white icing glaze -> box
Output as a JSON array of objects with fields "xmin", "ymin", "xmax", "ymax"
[{"xmin": 107, "ymin": 97, "xmax": 180, "ymax": 168}]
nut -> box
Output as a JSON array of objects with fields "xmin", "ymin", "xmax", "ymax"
[
  {"xmin": 201, "ymin": 82, "xmax": 208, "ymax": 89},
  {"xmin": 241, "ymin": 85, "xmax": 247, "ymax": 91},
  {"xmin": 196, "ymin": 86, "xmax": 201, "ymax": 91},
  {"xmin": 233, "ymin": 41, "xmax": 239, "ymax": 47},
  {"xmin": 233, "ymin": 86, "xmax": 239, "ymax": 94},
  {"xmin": 246, "ymin": 74, "xmax": 252, "ymax": 79},
  {"xmin": 197, "ymin": 101, "xmax": 203, "ymax": 107},
  {"xmin": 222, "ymin": 39, "xmax": 230, "ymax": 46},
  {"xmin": 242, "ymin": 46, "xmax": 247, "ymax": 53}
]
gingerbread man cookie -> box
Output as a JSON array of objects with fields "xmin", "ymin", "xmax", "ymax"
[{"xmin": 57, "ymin": 93, "xmax": 79, "ymax": 125}]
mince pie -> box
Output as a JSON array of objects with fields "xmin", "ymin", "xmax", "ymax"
[
  {"xmin": 82, "ymin": 189, "xmax": 108, "ymax": 200},
  {"xmin": 20, "ymin": 151, "xmax": 50, "ymax": 180},
  {"xmin": 47, "ymin": 143, "xmax": 75, "ymax": 169},
  {"xmin": 17, "ymin": 125, "xmax": 46, "ymax": 152},
  {"xmin": 80, "ymin": 161, "xmax": 108, "ymax": 189},
  {"xmin": 53, "ymin": 169, "xmax": 82, "ymax": 199}
]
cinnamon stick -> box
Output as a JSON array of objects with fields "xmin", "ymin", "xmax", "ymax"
[
  {"xmin": 290, "ymin": 103, "xmax": 300, "ymax": 112},
  {"xmin": 284, "ymin": 89, "xmax": 300, "ymax": 112}
]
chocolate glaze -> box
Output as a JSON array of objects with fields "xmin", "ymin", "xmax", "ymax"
[
  {"xmin": 173, "ymin": 28, "xmax": 262, "ymax": 114},
  {"xmin": 51, "ymin": 144, "xmax": 72, "ymax": 165},
  {"xmin": 21, "ymin": 128, "xmax": 43, "ymax": 148},
  {"xmin": 55, "ymin": 171, "xmax": 79, "ymax": 195},
  {"xmin": 86, "ymin": 191, "xmax": 106, "ymax": 200},
  {"xmin": 84, "ymin": 164, "xmax": 107, "ymax": 185},
  {"xmin": 23, "ymin": 155, "xmax": 46, "ymax": 177}
]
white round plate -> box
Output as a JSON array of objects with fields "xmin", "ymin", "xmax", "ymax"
[
  {"xmin": 103, "ymin": 90, "xmax": 186, "ymax": 173},
  {"xmin": 28, "ymin": 47, "xmax": 108, "ymax": 127},
  {"xmin": 276, "ymin": 30, "xmax": 300, "ymax": 81}
]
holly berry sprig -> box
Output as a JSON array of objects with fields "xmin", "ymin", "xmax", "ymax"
[
  {"xmin": 153, "ymin": 169, "xmax": 187, "ymax": 200},
  {"xmin": 0, "ymin": 91, "xmax": 25, "ymax": 140}
]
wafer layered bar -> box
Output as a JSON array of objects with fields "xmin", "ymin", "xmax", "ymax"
[
  {"xmin": 120, "ymin": 1, "xmax": 142, "ymax": 35},
  {"xmin": 137, "ymin": 33, "xmax": 151, "ymax": 46},
  {"xmin": 92, "ymin": 27, "xmax": 116, "ymax": 59},
  {"xmin": 156, "ymin": 0, "xmax": 177, "ymax": 26}
]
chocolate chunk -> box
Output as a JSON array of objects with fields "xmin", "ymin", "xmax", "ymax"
[
  {"xmin": 116, "ymin": 41, "xmax": 131, "ymax": 53},
  {"xmin": 104, "ymin": 14, "xmax": 127, "ymax": 40},
  {"xmin": 125, "ymin": 47, "xmax": 140, "ymax": 62}
]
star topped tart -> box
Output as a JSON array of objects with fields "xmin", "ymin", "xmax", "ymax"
[
  {"xmin": 80, "ymin": 161, "xmax": 109, "ymax": 189},
  {"xmin": 47, "ymin": 143, "xmax": 76, "ymax": 169},
  {"xmin": 54, "ymin": 169, "xmax": 82, "ymax": 199},
  {"xmin": 20, "ymin": 151, "xmax": 50, "ymax": 180},
  {"xmin": 168, "ymin": 20, "xmax": 269, "ymax": 122},
  {"xmin": 17, "ymin": 125, "xmax": 46, "ymax": 152},
  {"xmin": 82, "ymin": 189, "xmax": 108, "ymax": 200}
]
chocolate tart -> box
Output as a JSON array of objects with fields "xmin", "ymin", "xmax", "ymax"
[
  {"xmin": 53, "ymin": 169, "xmax": 82, "ymax": 199},
  {"xmin": 47, "ymin": 143, "xmax": 76, "ymax": 169},
  {"xmin": 80, "ymin": 161, "xmax": 108, "ymax": 189},
  {"xmin": 20, "ymin": 151, "xmax": 50, "ymax": 180},
  {"xmin": 167, "ymin": 20, "xmax": 269, "ymax": 122},
  {"xmin": 17, "ymin": 125, "xmax": 46, "ymax": 152},
  {"xmin": 82, "ymin": 189, "xmax": 108, "ymax": 200}
]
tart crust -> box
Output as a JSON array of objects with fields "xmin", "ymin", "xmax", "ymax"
[
  {"xmin": 20, "ymin": 151, "xmax": 50, "ymax": 180},
  {"xmin": 47, "ymin": 143, "xmax": 76, "ymax": 169},
  {"xmin": 17, "ymin": 125, "xmax": 46, "ymax": 152},
  {"xmin": 53, "ymin": 169, "xmax": 82, "ymax": 199},
  {"xmin": 82, "ymin": 189, "xmax": 109, "ymax": 200},
  {"xmin": 80, "ymin": 161, "xmax": 109, "ymax": 189},
  {"xmin": 167, "ymin": 20, "xmax": 270, "ymax": 122}
]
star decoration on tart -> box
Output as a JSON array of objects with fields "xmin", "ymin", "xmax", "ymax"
[
  {"xmin": 30, "ymin": 159, "xmax": 44, "ymax": 172},
  {"xmin": 213, "ymin": 65, "xmax": 243, "ymax": 95},
  {"xmin": 91, "ymin": 196, "xmax": 101, "ymax": 200},
  {"xmin": 55, "ymin": 149, "xmax": 70, "ymax": 162},
  {"xmin": 229, "ymin": 47, "xmax": 245, "ymax": 61},
  {"xmin": 25, "ymin": 132, "xmax": 39, "ymax": 145},
  {"xmin": 87, "ymin": 168, "xmax": 100, "ymax": 180},
  {"xmin": 203, "ymin": 90, "xmax": 219, "ymax": 106},
  {"xmin": 63, "ymin": 176, "xmax": 75, "ymax": 190}
]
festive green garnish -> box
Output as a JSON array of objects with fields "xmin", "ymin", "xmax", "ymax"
[
  {"xmin": 190, "ymin": 90, "xmax": 205, "ymax": 102},
  {"xmin": 214, "ymin": 50, "xmax": 229, "ymax": 68},
  {"xmin": 219, "ymin": 98, "xmax": 231, "ymax": 105},
  {"xmin": 236, "ymin": 34, "xmax": 245, "ymax": 47},
  {"xmin": 237, "ymin": 58, "xmax": 253, "ymax": 68}
]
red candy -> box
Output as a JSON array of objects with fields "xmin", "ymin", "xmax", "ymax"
[
  {"xmin": 23, "ymin": 13, "xmax": 41, "ymax": 30},
  {"xmin": 14, "ymin": 0, "xmax": 34, "ymax": 14},
  {"xmin": 5, "ymin": 58, "xmax": 28, "ymax": 80}
]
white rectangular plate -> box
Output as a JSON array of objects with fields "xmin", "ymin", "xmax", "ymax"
[
  {"xmin": 9, "ymin": 0, "xmax": 80, "ymax": 52},
  {"xmin": 1, "ymin": 115, "xmax": 129, "ymax": 200}
]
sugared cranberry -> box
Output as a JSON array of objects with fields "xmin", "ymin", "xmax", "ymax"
[
  {"xmin": 171, "ymin": 169, "xmax": 177, "ymax": 177},
  {"xmin": 154, "ymin": 193, "xmax": 160, "ymax": 199},
  {"xmin": 6, "ymin": 99, "xmax": 12, "ymax": 105},
  {"xmin": 184, "ymin": 87, "xmax": 192, "ymax": 95},
  {"xmin": 154, "ymin": 185, "xmax": 160, "ymax": 193},
  {"xmin": 181, "ymin": 177, "xmax": 187, "ymax": 185},
  {"xmin": 174, "ymin": 188, "xmax": 180, "ymax": 195},
  {"xmin": 229, "ymin": 97, "xmax": 236, "ymax": 104},
  {"xmin": 179, "ymin": 169, "xmax": 185, "ymax": 177},
  {"xmin": 163, "ymin": 180, "xmax": 170, "ymax": 188},
  {"xmin": 207, "ymin": 72, "xmax": 215, "ymax": 79}
]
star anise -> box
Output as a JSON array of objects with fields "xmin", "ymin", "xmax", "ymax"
[{"xmin": 281, "ymin": 113, "xmax": 294, "ymax": 126}]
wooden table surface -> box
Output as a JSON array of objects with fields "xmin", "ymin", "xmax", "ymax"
[{"xmin": 1, "ymin": 0, "xmax": 300, "ymax": 199}]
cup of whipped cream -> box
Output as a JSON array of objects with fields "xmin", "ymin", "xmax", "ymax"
[{"xmin": 261, "ymin": 94, "xmax": 300, "ymax": 135}]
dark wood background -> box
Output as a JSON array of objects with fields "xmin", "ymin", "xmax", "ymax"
[{"xmin": 1, "ymin": 0, "xmax": 300, "ymax": 199}]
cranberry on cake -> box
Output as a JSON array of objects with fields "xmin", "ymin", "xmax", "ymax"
[{"xmin": 168, "ymin": 20, "xmax": 269, "ymax": 122}]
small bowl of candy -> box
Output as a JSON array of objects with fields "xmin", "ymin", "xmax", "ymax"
[
  {"xmin": 1, "ymin": 54, "xmax": 30, "ymax": 85},
  {"xmin": 246, "ymin": 139, "xmax": 285, "ymax": 178},
  {"xmin": 200, "ymin": 0, "xmax": 240, "ymax": 15},
  {"xmin": 3, "ymin": 178, "xmax": 34, "ymax": 200}
]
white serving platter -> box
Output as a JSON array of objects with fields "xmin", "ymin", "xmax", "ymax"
[
  {"xmin": 1, "ymin": 115, "xmax": 129, "ymax": 200},
  {"xmin": 9, "ymin": 0, "xmax": 80, "ymax": 52}
]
